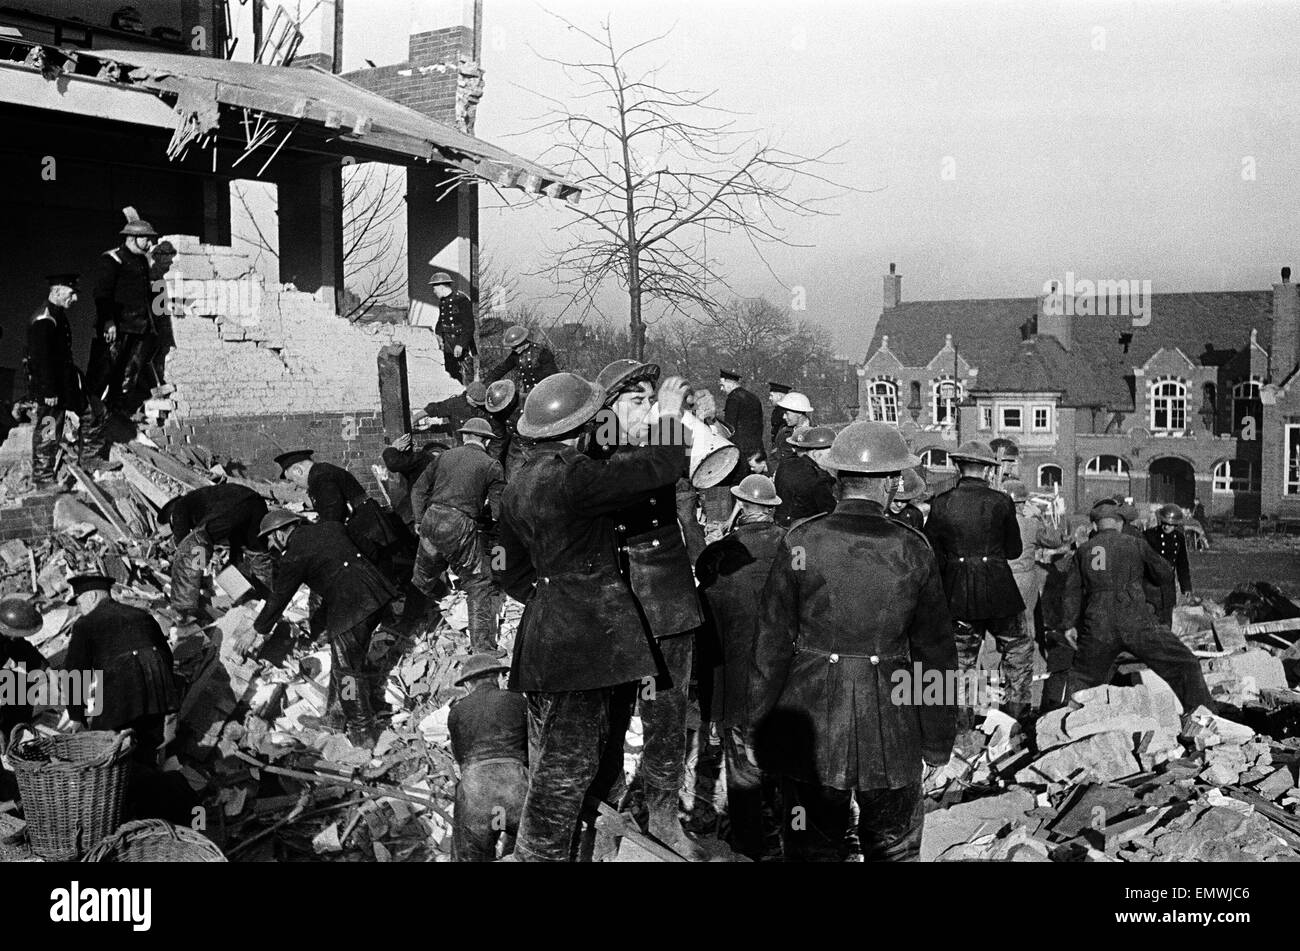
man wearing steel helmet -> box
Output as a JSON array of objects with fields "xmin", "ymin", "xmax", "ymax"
[
  {"xmin": 415, "ymin": 379, "xmax": 489, "ymax": 438},
  {"xmin": 752, "ymin": 421, "xmax": 957, "ymax": 862},
  {"xmin": 695, "ymin": 473, "xmax": 786, "ymax": 860},
  {"xmin": 484, "ymin": 325, "xmax": 558, "ymax": 398},
  {"xmin": 26, "ymin": 273, "xmax": 86, "ymax": 485},
  {"xmin": 484, "ymin": 379, "xmax": 528, "ymax": 481},
  {"xmin": 768, "ymin": 391, "xmax": 814, "ymax": 474},
  {"xmin": 888, "ymin": 468, "xmax": 927, "ymax": 531},
  {"xmin": 0, "ymin": 596, "xmax": 48, "ymax": 753},
  {"xmin": 774, "ymin": 425, "xmax": 837, "ymax": 526},
  {"xmin": 1143, "ymin": 504, "xmax": 1192, "ymax": 627},
  {"xmin": 494, "ymin": 371, "xmax": 692, "ymax": 862}
]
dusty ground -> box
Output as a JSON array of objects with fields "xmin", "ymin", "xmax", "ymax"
[{"xmin": 1189, "ymin": 536, "xmax": 1300, "ymax": 602}]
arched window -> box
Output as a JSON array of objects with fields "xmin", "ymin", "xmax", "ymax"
[
  {"xmin": 1232, "ymin": 379, "xmax": 1262, "ymax": 436},
  {"xmin": 1150, "ymin": 378, "xmax": 1187, "ymax": 432},
  {"xmin": 919, "ymin": 448, "xmax": 953, "ymax": 471},
  {"xmin": 1213, "ymin": 460, "xmax": 1259, "ymax": 493},
  {"xmin": 866, "ymin": 379, "xmax": 898, "ymax": 424},
  {"xmin": 931, "ymin": 379, "xmax": 964, "ymax": 426},
  {"xmin": 1038, "ymin": 464, "xmax": 1063, "ymax": 488},
  {"xmin": 1085, "ymin": 455, "xmax": 1129, "ymax": 476}
]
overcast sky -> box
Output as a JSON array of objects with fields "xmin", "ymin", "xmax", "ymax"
[{"xmin": 332, "ymin": 0, "xmax": 1300, "ymax": 359}]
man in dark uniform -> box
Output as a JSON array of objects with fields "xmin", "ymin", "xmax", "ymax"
[
  {"xmin": 1062, "ymin": 500, "xmax": 1212, "ymax": 712},
  {"xmin": 416, "ymin": 380, "xmax": 488, "ymax": 439},
  {"xmin": 1118, "ymin": 501, "xmax": 1144, "ymax": 538},
  {"xmin": 591, "ymin": 358, "xmax": 707, "ymax": 858},
  {"xmin": 276, "ymin": 450, "xmax": 395, "ymax": 568},
  {"xmin": 768, "ymin": 391, "xmax": 814, "ymax": 474},
  {"xmin": 719, "ymin": 369, "xmax": 764, "ymax": 478},
  {"xmin": 774, "ymin": 425, "xmax": 837, "ymax": 526},
  {"xmin": 484, "ymin": 379, "xmax": 528, "ymax": 481},
  {"xmin": 26, "ymin": 274, "xmax": 85, "ymax": 485},
  {"xmin": 430, "ymin": 271, "xmax": 476, "ymax": 383},
  {"xmin": 752, "ymin": 422, "xmax": 957, "ymax": 862},
  {"xmin": 494, "ymin": 371, "xmax": 691, "ymax": 862},
  {"xmin": 63, "ymin": 575, "xmax": 180, "ymax": 767},
  {"xmin": 85, "ymin": 217, "xmax": 160, "ymax": 460},
  {"xmin": 695, "ymin": 474, "xmax": 785, "ymax": 860},
  {"xmin": 924, "ymin": 440, "xmax": 1031, "ymax": 727},
  {"xmin": 0, "ymin": 597, "xmax": 48, "ymax": 754},
  {"xmin": 448, "ymin": 653, "xmax": 528, "ymax": 861},
  {"xmin": 485, "ymin": 325, "xmax": 559, "ymax": 399},
  {"xmin": 887, "ymin": 468, "xmax": 927, "ymax": 530},
  {"xmin": 410, "ymin": 417, "xmax": 506, "ymax": 652},
  {"xmin": 381, "ymin": 433, "xmax": 451, "ymax": 530},
  {"xmin": 249, "ymin": 510, "xmax": 398, "ymax": 745},
  {"xmin": 767, "ymin": 382, "xmax": 791, "ymax": 448},
  {"xmin": 1144, "ymin": 504, "xmax": 1192, "ymax": 627},
  {"xmin": 160, "ymin": 484, "xmax": 272, "ymax": 619}
]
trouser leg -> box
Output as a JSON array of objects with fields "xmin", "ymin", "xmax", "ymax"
[
  {"xmin": 988, "ymin": 613, "xmax": 1034, "ymax": 721},
  {"xmin": 79, "ymin": 389, "xmax": 111, "ymax": 462},
  {"xmin": 454, "ymin": 526, "xmax": 499, "ymax": 653},
  {"xmin": 639, "ymin": 632, "xmax": 693, "ymax": 791},
  {"xmin": 515, "ymin": 686, "xmax": 628, "ymax": 863},
  {"xmin": 779, "ymin": 777, "xmax": 854, "ymax": 862},
  {"xmin": 453, "ymin": 760, "xmax": 529, "ymax": 862},
  {"xmin": 411, "ymin": 536, "xmax": 450, "ymax": 601},
  {"xmin": 856, "ymin": 783, "xmax": 925, "ymax": 862},
  {"xmin": 1122, "ymin": 627, "xmax": 1214, "ymax": 712},
  {"xmin": 238, "ymin": 549, "xmax": 275, "ymax": 598},
  {"xmin": 1040, "ymin": 628, "xmax": 1077, "ymax": 714},
  {"xmin": 330, "ymin": 616, "xmax": 379, "ymax": 735},
  {"xmin": 169, "ymin": 531, "xmax": 211, "ymax": 614},
  {"xmin": 31, "ymin": 401, "xmax": 64, "ymax": 484},
  {"xmin": 1065, "ymin": 631, "xmax": 1122, "ymax": 700},
  {"xmin": 952, "ymin": 621, "xmax": 985, "ymax": 731},
  {"xmin": 723, "ymin": 725, "xmax": 766, "ymax": 861}
]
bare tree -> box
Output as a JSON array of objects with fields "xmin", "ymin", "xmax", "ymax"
[{"xmin": 503, "ymin": 13, "xmax": 852, "ymax": 360}]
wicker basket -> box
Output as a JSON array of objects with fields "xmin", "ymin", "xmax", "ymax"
[
  {"xmin": 7, "ymin": 725, "xmax": 135, "ymax": 861},
  {"xmin": 84, "ymin": 819, "xmax": 227, "ymax": 863}
]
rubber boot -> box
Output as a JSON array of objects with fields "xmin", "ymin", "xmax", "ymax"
[{"xmin": 644, "ymin": 783, "xmax": 705, "ymax": 861}]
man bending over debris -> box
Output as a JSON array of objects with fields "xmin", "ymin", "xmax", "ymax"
[
  {"xmin": 448, "ymin": 653, "xmax": 528, "ymax": 861},
  {"xmin": 276, "ymin": 450, "xmax": 400, "ymax": 570},
  {"xmin": 161, "ymin": 483, "xmax": 271, "ymax": 620},
  {"xmin": 1061, "ymin": 499, "xmax": 1213, "ymax": 714},
  {"xmin": 248, "ymin": 511, "xmax": 398, "ymax": 746},
  {"xmin": 410, "ymin": 418, "xmax": 505, "ymax": 652}
]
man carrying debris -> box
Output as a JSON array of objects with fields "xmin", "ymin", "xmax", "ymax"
[
  {"xmin": 484, "ymin": 325, "xmax": 558, "ymax": 398},
  {"xmin": 381, "ymin": 433, "xmax": 451, "ymax": 530},
  {"xmin": 249, "ymin": 511, "xmax": 398, "ymax": 745},
  {"xmin": 415, "ymin": 380, "xmax": 489, "ymax": 438},
  {"xmin": 925, "ymin": 440, "xmax": 1031, "ymax": 728},
  {"xmin": 591, "ymin": 359, "xmax": 707, "ymax": 858},
  {"xmin": 495, "ymin": 371, "xmax": 691, "ymax": 862},
  {"xmin": 774, "ymin": 426, "xmax": 837, "ymax": 526},
  {"xmin": 63, "ymin": 574, "xmax": 181, "ymax": 766},
  {"xmin": 161, "ymin": 483, "xmax": 272, "ymax": 621},
  {"xmin": 1062, "ymin": 499, "xmax": 1212, "ymax": 713},
  {"xmin": 410, "ymin": 418, "xmax": 506, "ymax": 652},
  {"xmin": 26, "ymin": 274, "xmax": 85, "ymax": 487},
  {"xmin": 1144, "ymin": 503, "xmax": 1193, "ymax": 627},
  {"xmin": 695, "ymin": 474, "xmax": 785, "ymax": 860},
  {"xmin": 448, "ymin": 653, "xmax": 528, "ymax": 861},
  {"xmin": 429, "ymin": 271, "xmax": 477, "ymax": 384},
  {"xmin": 752, "ymin": 422, "xmax": 957, "ymax": 862},
  {"xmin": 887, "ymin": 468, "xmax": 927, "ymax": 530},
  {"xmin": 84, "ymin": 216, "xmax": 161, "ymax": 462}
]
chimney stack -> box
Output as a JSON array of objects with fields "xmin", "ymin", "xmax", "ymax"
[
  {"xmin": 1036, "ymin": 281, "xmax": 1072, "ymax": 350},
  {"xmin": 882, "ymin": 262, "xmax": 901, "ymax": 310},
  {"xmin": 1272, "ymin": 267, "xmax": 1299, "ymax": 381}
]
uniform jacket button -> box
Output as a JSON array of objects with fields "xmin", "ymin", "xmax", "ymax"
[
  {"xmin": 617, "ymin": 524, "xmax": 626, "ymax": 532},
  {"xmin": 982, "ymin": 556, "xmax": 988, "ymax": 562},
  {"xmin": 870, "ymin": 655, "xmax": 880, "ymax": 665},
  {"xmin": 132, "ymin": 650, "xmax": 139, "ymax": 656},
  {"xmin": 829, "ymin": 653, "xmax": 839, "ymax": 663},
  {"xmin": 651, "ymin": 519, "xmax": 660, "ymax": 527},
  {"xmin": 649, "ymin": 498, "xmax": 658, "ymax": 505},
  {"xmin": 651, "ymin": 539, "xmax": 660, "ymax": 547}
]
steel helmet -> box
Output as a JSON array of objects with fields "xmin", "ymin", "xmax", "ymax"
[
  {"xmin": 1003, "ymin": 479, "xmax": 1030, "ymax": 502},
  {"xmin": 454, "ymin": 652, "xmax": 511, "ymax": 686},
  {"xmin": 731, "ymin": 474, "xmax": 781, "ymax": 507},
  {"xmin": 120, "ymin": 219, "xmax": 159, "ymax": 238},
  {"xmin": 0, "ymin": 596, "xmax": 42, "ymax": 639},
  {"xmin": 596, "ymin": 359, "xmax": 660, "ymax": 403},
  {"xmin": 776, "ymin": 391, "xmax": 813, "ymax": 415},
  {"xmin": 458, "ymin": 417, "xmax": 497, "ymax": 440},
  {"xmin": 949, "ymin": 440, "xmax": 999, "ymax": 465},
  {"xmin": 428, "ymin": 271, "xmax": 454, "ymax": 286},
  {"xmin": 485, "ymin": 379, "xmax": 517, "ymax": 414},
  {"xmin": 502, "ymin": 325, "xmax": 532, "ymax": 348},
  {"xmin": 1157, "ymin": 503, "xmax": 1185, "ymax": 525},
  {"xmin": 818, "ymin": 421, "xmax": 920, "ymax": 474},
  {"xmin": 516, "ymin": 372, "xmax": 606, "ymax": 440},
  {"xmin": 895, "ymin": 467, "xmax": 927, "ymax": 501},
  {"xmin": 788, "ymin": 426, "xmax": 834, "ymax": 450},
  {"xmin": 464, "ymin": 380, "xmax": 488, "ymax": 406},
  {"xmin": 258, "ymin": 508, "xmax": 303, "ymax": 538}
]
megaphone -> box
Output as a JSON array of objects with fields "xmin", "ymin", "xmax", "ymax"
[{"xmin": 683, "ymin": 411, "xmax": 740, "ymax": 488}]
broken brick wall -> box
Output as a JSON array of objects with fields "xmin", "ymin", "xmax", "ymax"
[
  {"xmin": 157, "ymin": 235, "xmax": 455, "ymax": 486},
  {"xmin": 341, "ymin": 28, "xmax": 474, "ymax": 126},
  {"xmin": 0, "ymin": 494, "xmax": 59, "ymax": 543}
]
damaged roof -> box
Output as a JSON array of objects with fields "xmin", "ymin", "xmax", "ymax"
[{"xmin": 77, "ymin": 49, "xmax": 581, "ymax": 201}]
